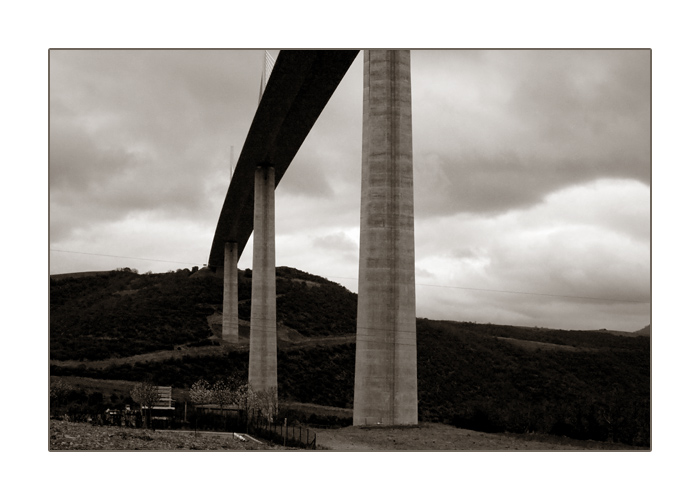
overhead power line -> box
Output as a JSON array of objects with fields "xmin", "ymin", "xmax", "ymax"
[
  {"xmin": 324, "ymin": 276, "xmax": 649, "ymax": 305},
  {"xmin": 50, "ymin": 249, "xmax": 201, "ymax": 267},
  {"xmin": 50, "ymin": 248, "xmax": 649, "ymax": 304}
]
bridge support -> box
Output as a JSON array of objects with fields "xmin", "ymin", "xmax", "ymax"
[
  {"xmin": 249, "ymin": 165, "xmax": 278, "ymax": 397},
  {"xmin": 222, "ymin": 241, "xmax": 239, "ymax": 343},
  {"xmin": 354, "ymin": 50, "xmax": 418, "ymax": 426}
]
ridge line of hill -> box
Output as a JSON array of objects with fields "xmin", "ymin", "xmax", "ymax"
[{"xmin": 50, "ymin": 266, "xmax": 650, "ymax": 447}]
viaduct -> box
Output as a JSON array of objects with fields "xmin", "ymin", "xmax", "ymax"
[{"xmin": 208, "ymin": 50, "xmax": 417, "ymax": 426}]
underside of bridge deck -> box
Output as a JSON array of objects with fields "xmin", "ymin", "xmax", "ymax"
[{"xmin": 208, "ymin": 50, "xmax": 359, "ymax": 270}]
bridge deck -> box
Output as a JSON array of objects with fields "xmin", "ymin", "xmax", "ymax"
[{"xmin": 208, "ymin": 50, "xmax": 359, "ymax": 270}]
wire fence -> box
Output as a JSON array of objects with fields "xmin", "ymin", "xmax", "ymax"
[
  {"xmin": 53, "ymin": 405, "xmax": 317, "ymax": 449},
  {"xmin": 249, "ymin": 417, "xmax": 316, "ymax": 450}
]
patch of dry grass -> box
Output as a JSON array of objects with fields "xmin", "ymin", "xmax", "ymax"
[
  {"xmin": 312, "ymin": 422, "xmax": 646, "ymax": 451},
  {"xmin": 49, "ymin": 420, "xmax": 277, "ymax": 451},
  {"xmin": 49, "ymin": 419, "xmax": 647, "ymax": 451}
]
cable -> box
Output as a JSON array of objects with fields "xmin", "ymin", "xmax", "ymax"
[
  {"xmin": 323, "ymin": 275, "xmax": 649, "ymax": 304},
  {"xmin": 50, "ymin": 249, "xmax": 202, "ymax": 267},
  {"xmin": 50, "ymin": 248, "xmax": 649, "ymax": 304}
]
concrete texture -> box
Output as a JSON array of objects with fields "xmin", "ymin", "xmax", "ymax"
[
  {"xmin": 354, "ymin": 50, "xmax": 418, "ymax": 426},
  {"xmin": 222, "ymin": 241, "xmax": 238, "ymax": 343},
  {"xmin": 249, "ymin": 166, "xmax": 277, "ymax": 396}
]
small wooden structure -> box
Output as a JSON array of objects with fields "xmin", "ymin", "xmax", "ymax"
[
  {"xmin": 151, "ymin": 386, "xmax": 175, "ymax": 425},
  {"xmin": 153, "ymin": 386, "xmax": 175, "ymax": 410}
]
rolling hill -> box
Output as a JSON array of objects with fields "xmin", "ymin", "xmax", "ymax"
[{"xmin": 49, "ymin": 267, "xmax": 650, "ymax": 447}]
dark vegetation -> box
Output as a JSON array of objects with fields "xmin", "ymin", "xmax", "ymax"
[
  {"xmin": 50, "ymin": 269, "xmax": 219, "ymax": 361},
  {"xmin": 50, "ymin": 266, "xmax": 356, "ymax": 361},
  {"xmin": 50, "ymin": 378, "xmax": 135, "ymax": 417},
  {"xmin": 416, "ymin": 320, "xmax": 649, "ymax": 446},
  {"xmin": 50, "ymin": 268, "xmax": 650, "ymax": 447}
]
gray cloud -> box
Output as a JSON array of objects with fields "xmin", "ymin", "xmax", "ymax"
[
  {"xmin": 50, "ymin": 50, "xmax": 264, "ymax": 245},
  {"xmin": 49, "ymin": 49, "xmax": 650, "ymax": 331},
  {"xmin": 413, "ymin": 177, "xmax": 649, "ymax": 330},
  {"xmin": 411, "ymin": 50, "xmax": 650, "ymax": 217},
  {"xmin": 313, "ymin": 231, "xmax": 358, "ymax": 254},
  {"xmin": 277, "ymin": 57, "xmax": 363, "ymax": 199}
]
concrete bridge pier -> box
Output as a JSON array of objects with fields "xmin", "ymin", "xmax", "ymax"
[
  {"xmin": 249, "ymin": 165, "xmax": 278, "ymax": 398},
  {"xmin": 222, "ymin": 241, "xmax": 239, "ymax": 343},
  {"xmin": 354, "ymin": 50, "xmax": 418, "ymax": 426}
]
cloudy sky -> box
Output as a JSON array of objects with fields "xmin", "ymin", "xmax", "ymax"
[{"xmin": 49, "ymin": 49, "xmax": 650, "ymax": 332}]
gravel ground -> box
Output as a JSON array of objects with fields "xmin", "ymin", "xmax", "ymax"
[
  {"xmin": 50, "ymin": 420, "xmax": 644, "ymax": 451},
  {"xmin": 49, "ymin": 420, "xmax": 277, "ymax": 451},
  {"xmin": 312, "ymin": 422, "xmax": 645, "ymax": 451}
]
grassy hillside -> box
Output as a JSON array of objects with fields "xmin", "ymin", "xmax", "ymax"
[
  {"xmin": 50, "ymin": 269, "xmax": 220, "ymax": 360},
  {"xmin": 50, "ymin": 266, "xmax": 357, "ymax": 361},
  {"xmin": 50, "ymin": 268, "xmax": 650, "ymax": 447}
]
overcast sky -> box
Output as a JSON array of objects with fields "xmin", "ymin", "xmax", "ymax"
[{"xmin": 49, "ymin": 49, "xmax": 650, "ymax": 332}]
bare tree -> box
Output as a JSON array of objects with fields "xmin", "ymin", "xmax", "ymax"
[
  {"xmin": 50, "ymin": 379, "xmax": 72, "ymax": 409},
  {"xmin": 130, "ymin": 381, "xmax": 160, "ymax": 428},
  {"xmin": 258, "ymin": 387, "xmax": 279, "ymax": 422},
  {"xmin": 189, "ymin": 379, "xmax": 213, "ymax": 405},
  {"xmin": 245, "ymin": 386, "xmax": 278, "ymax": 423},
  {"xmin": 212, "ymin": 379, "xmax": 237, "ymax": 408}
]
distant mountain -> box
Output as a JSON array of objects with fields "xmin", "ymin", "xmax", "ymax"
[{"xmin": 634, "ymin": 325, "xmax": 651, "ymax": 337}]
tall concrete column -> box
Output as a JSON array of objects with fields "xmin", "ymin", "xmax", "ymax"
[
  {"xmin": 354, "ymin": 50, "xmax": 418, "ymax": 426},
  {"xmin": 249, "ymin": 165, "xmax": 277, "ymax": 396},
  {"xmin": 222, "ymin": 241, "xmax": 238, "ymax": 343}
]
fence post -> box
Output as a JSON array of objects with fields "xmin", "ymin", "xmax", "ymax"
[{"xmin": 284, "ymin": 418, "xmax": 288, "ymax": 447}]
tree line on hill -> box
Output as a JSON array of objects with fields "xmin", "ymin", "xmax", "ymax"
[
  {"xmin": 51, "ymin": 324, "xmax": 649, "ymax": 446},
  {"xmin": 50, "ymin": 268, "xmax": 649, "ymax": 447},
  {"xmin": 50, "ymin": 267, "xmax": 357, "ymax": 361}
]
